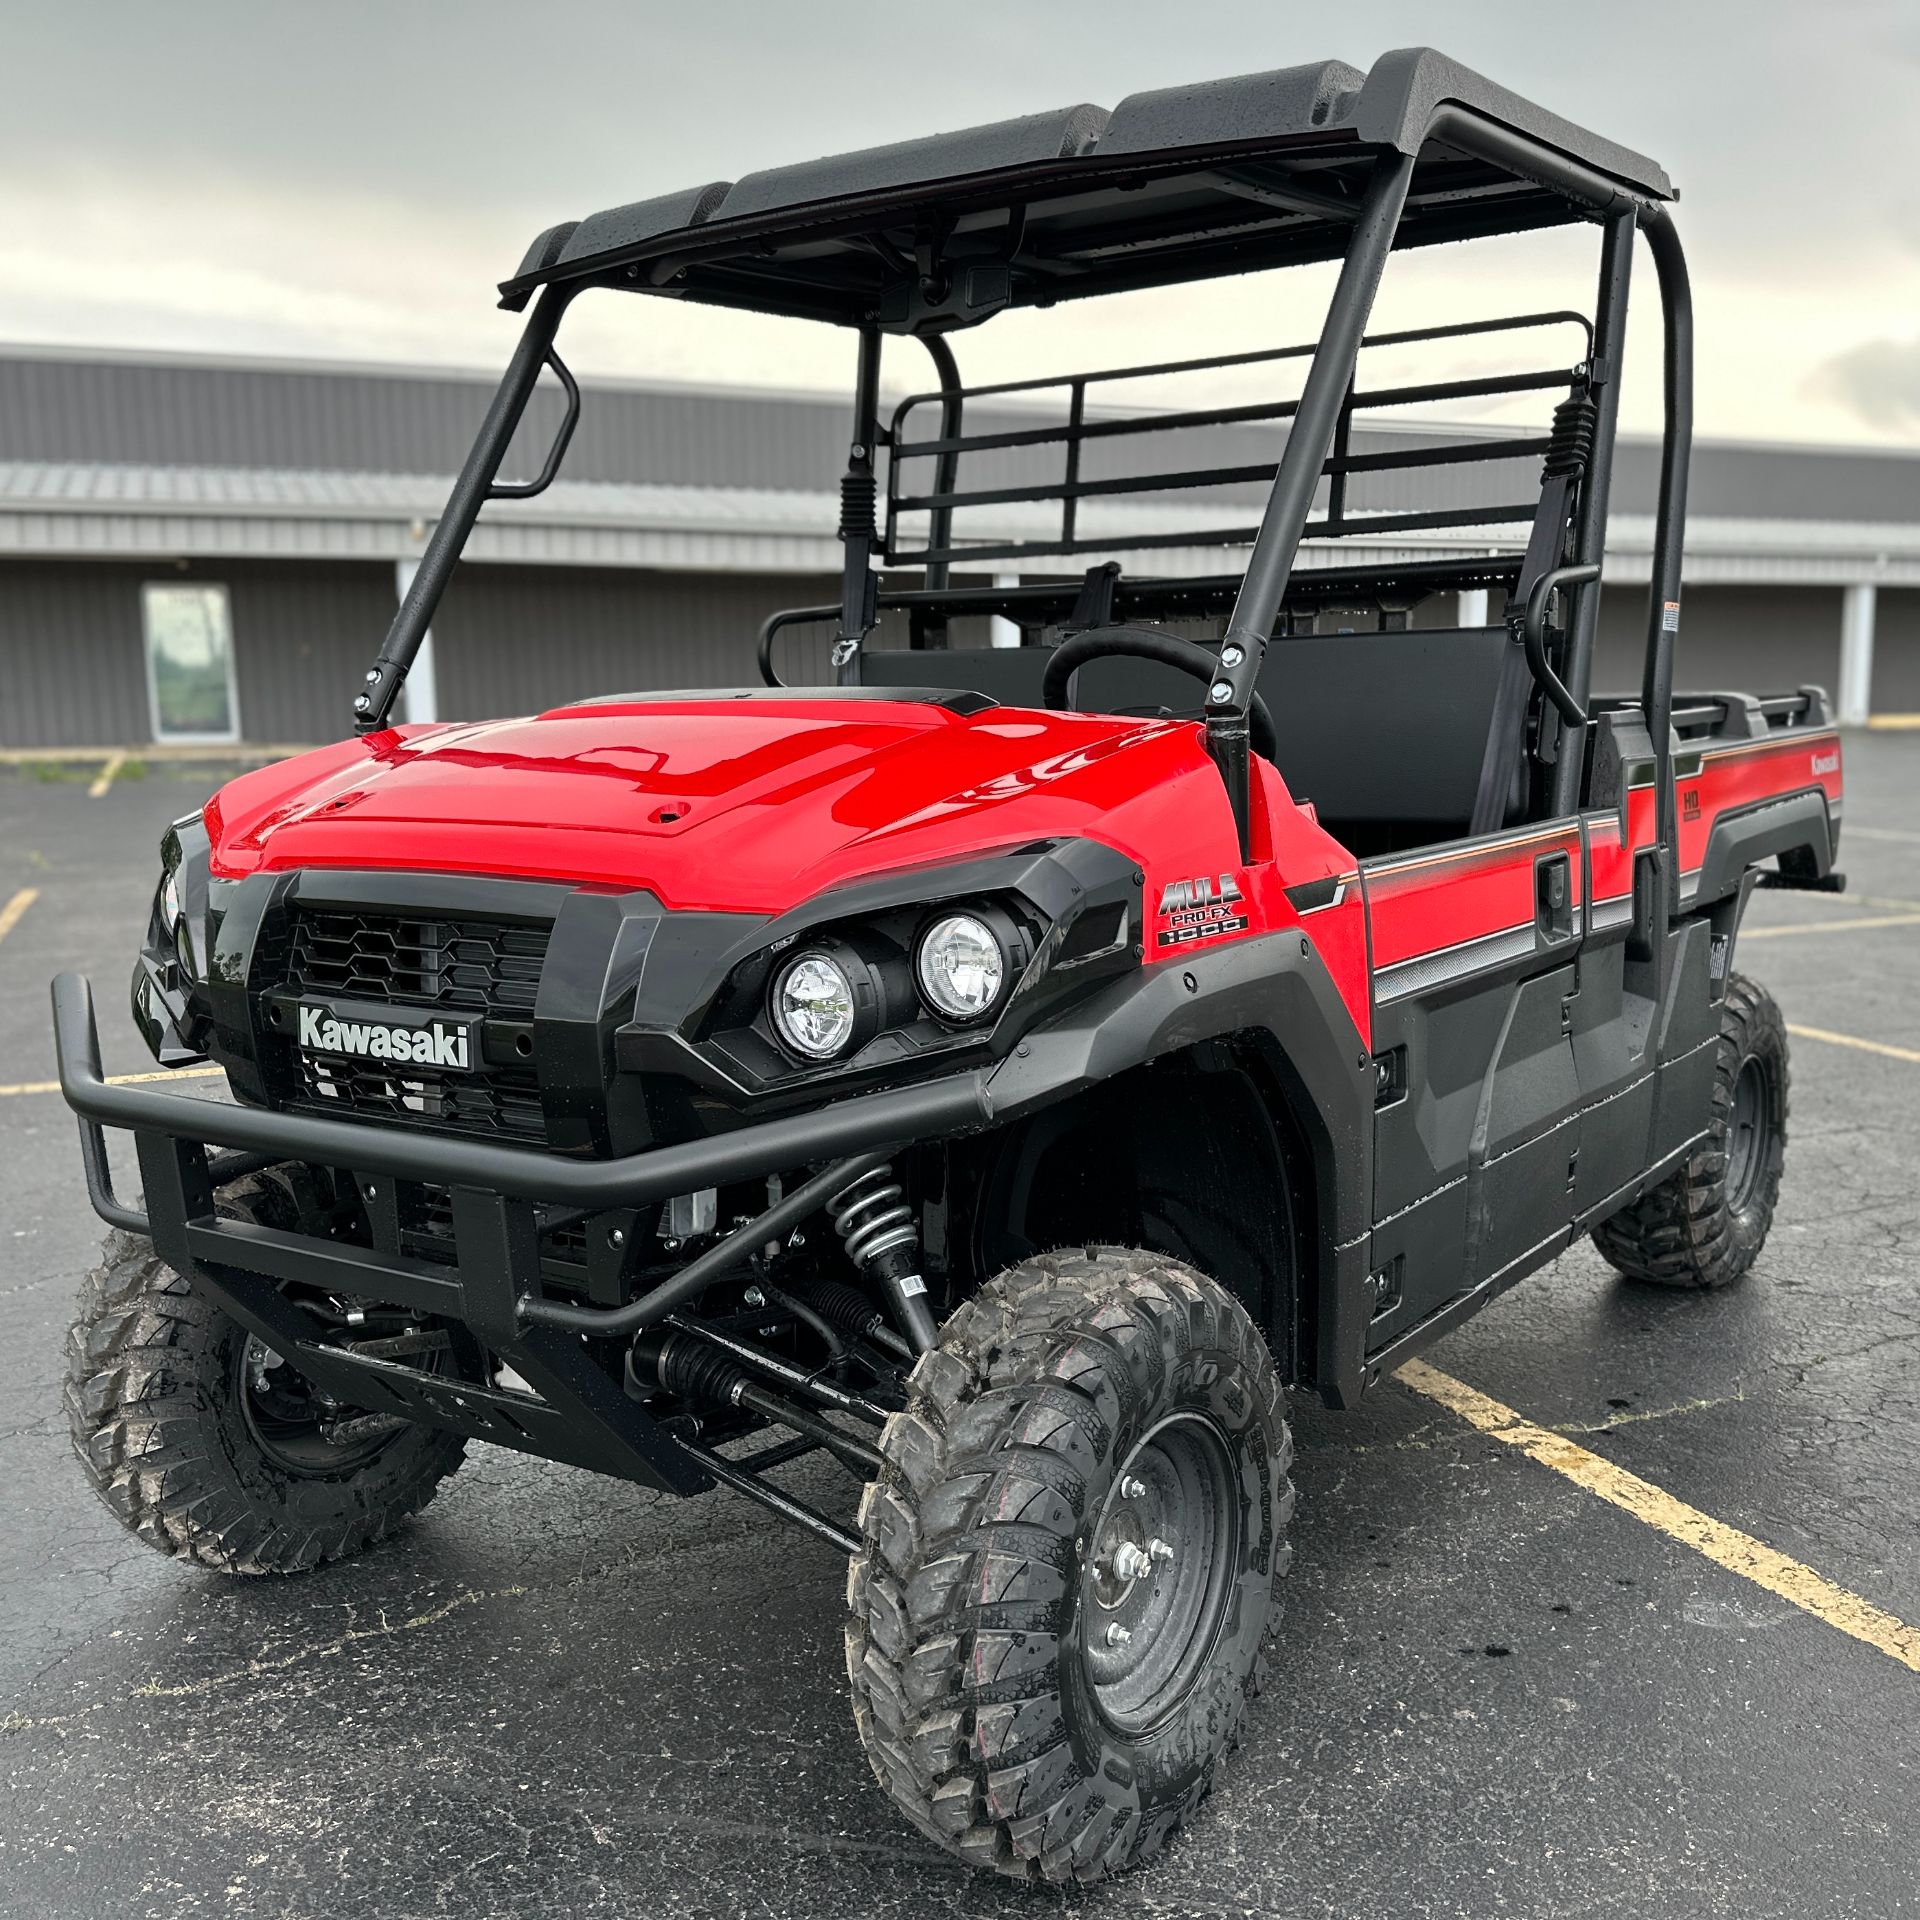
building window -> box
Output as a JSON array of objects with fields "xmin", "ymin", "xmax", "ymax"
[{"xmin": 142, "ymin": 583, "xmax": 240, "ymax": 743}]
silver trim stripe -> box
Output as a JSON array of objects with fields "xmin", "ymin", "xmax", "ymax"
[{"xmin": 1375, "ymin": 921, "xmax": 1537, "ymax": 1003}]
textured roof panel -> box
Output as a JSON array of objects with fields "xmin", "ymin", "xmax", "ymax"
[
  {"xmin": 500, "ymin": 47, "xmax": 1673, "ymax": 320},
  {"xmin": 719, "ymin": 106, "xmax": 1110, "ymax": 224}
]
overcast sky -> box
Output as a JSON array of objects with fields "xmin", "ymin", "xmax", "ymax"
[{"xmin": 5, "ymin": 0, "xmax": 1918, "ymax": 446}]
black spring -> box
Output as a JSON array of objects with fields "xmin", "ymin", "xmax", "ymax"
[
  {"xmin": 828, "ymin": 1165, "xmax": 917, "ymax": 1269},
  {"xmin": 1543, "ymin": 395, "xmax": 1597, "ymax": 479}
]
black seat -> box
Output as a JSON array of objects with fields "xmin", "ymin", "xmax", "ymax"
[{"xmin": 859, "ymin": 626, "xmax": 1513, "ymax": 848}]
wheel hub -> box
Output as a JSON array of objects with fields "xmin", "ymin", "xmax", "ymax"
[
  {"xmin": 1081, "ymin": 1412, "xmax": 1240, "ymax": 1735},
  {"xmin": 1727, "ymin": 1054, "xmax": 1770, "ymax": 1213},
  {"xmin": 239, "ymin": 1334, "xmax": 395, "ymax": 1475}
]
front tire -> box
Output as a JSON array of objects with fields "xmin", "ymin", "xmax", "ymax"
[
  {"xmin": 845, "ymin": 1247, "xmax": 1292, "ymax": 1884},
  {"xmin": 1593, "ymin": 971, "xmax": 1789, "ymax": 1290},
  {"xmin": 64, "ymin": 1172, "xmax": 464, "ymax": 1574}
]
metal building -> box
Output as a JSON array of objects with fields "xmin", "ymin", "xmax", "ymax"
[{"xmin": 2, "ymin": 343, "xmax": 1916, "ymax": 750}]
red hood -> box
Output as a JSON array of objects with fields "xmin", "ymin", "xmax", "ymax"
[{"xmin": 205, "ymin": 696, "xmax": 1233, "ymax": 913}]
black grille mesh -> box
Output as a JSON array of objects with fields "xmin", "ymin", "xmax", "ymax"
[
  {"xmin": 285, "ymin": 910, "xmax": 549, "ymax": 1015},
  {"xmin": 297, "ymin": 1054, "xmax": 546, "ymax": 1143},
  {"xmin": 269, "ymin": 908, "xmax": 552, "ymax": 1145}
]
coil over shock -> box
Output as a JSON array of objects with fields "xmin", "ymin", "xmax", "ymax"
[{"xmin": 828, "ymin": 1163, "xmax": 938, "ymax": 1354}]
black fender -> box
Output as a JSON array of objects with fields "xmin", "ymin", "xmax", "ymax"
[
  {"xmin": 984, "ymin": 929, "xmax": 1375, "ymax": 1402},
  {"xmin": 1691, "ymin": 785, "xmax": 1836, "ymax": 908}
]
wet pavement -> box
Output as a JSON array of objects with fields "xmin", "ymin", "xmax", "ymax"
[{"xmin": 1, "ymin": 737, "xmax": 1915, "ymax": 1920}]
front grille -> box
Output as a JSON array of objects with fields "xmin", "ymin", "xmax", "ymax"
[
  {"xmin": 285, "ymin": 910, "xmax": 549, "ymax": 1014},
  {"xmin": 265, "ymin": 906, "xmax": 554, "ymax": 1146},
  {"xmin": 298, "ymin": 1053, "xmax": 547, "ymax": 1143}
]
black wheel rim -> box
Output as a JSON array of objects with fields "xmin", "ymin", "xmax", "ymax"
[
  {"xmin": 1726, "ymin": 1054, "xmax": 1770, "ymax": 1214},
  {"xmin": 238, "ymin": 1336, "xmax": 396, "ymax": 1476},
  {"xmin": 1080, "ymin": 1412, "xmax": 1241, "ymax": 1736}
]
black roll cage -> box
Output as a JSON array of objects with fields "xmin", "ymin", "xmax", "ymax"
[{"xmin": 354, "ymin": 101, "xmax": 1691, "ymax": 928}]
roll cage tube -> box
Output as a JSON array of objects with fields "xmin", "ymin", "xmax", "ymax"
[
  {"xmin": 354, "ymin": 284, "xmax": 579, "ymax": 733},
  {"xmin": 1206, "ymin": 109, "xmax": 1685, "ymax": 863},
  {"xmin": 1636, "ymin": 200, "xmax": 1694, "ymax": 924},
  {"xmin": 359, "ymin": 111, "xmax": 1692, "ymax": 847}
]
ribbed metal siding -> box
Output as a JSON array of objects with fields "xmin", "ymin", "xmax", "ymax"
[
  {"xmin": 432, "ymin": 565, "xmax": 843, "ymax": 719},
  {"xmin": 0, "ymin": 557, "xmax": 391, "ymax": 749},
  {"xmin": 1589, "ymin": 582, "xmax": 1841, "ymax": 700},
  {"xmin": 12, "ymin": 348, "xmax": 1920, "ymax": 528},
  {"xmin": 0, "ymin": 560, "xmax": 151, "ymax": 747},
  {"xmin": 1871, "ymin": 588, "xmax": 1920, "ymax": 713},
  {"xmin": 0, "ymin": 354, "xmax": 854, "ymax": 495},
  {"xmin": 225, "ymin": 562, "xmax": 397, "ymax": 743}
]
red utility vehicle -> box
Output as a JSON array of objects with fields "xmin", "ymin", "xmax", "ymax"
[{"xmin": 55, "ymin": 50, "xmax": 1843, "ymax": 1884}]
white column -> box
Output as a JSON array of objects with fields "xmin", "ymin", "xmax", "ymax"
[
  {"xmin": 990, "ymin": 570, "xmax": 1022, "ymax": 649},
  {"xmin": 1838, "ymin": 580, "xmax": 1877, "ymax": 727},
  {"xmin": 1456, "ymin": 587, "xmax": 1490, "ymax": 629},
  {"xmin": 395, "ymin": 556, "xmax": 437, "ymax": 724}
]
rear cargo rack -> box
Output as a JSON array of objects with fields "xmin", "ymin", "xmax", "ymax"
[{"xmin": 883, "ymin": 310, "xmax": 1594, "ymax": 571}]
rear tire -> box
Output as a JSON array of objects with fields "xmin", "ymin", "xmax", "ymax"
[
  {"xmin": 64, "ymin": 1170, "xmax": 464, "ymax": 1575},
  {"xmin": 1592, "ymin": 972, "xmax": 1789, "ymax": 1290},
  {"xmin": 845, "ymin": 1246, "xmax": 1292, "ymax": 1884}
]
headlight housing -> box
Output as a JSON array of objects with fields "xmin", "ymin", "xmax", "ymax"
[
  {"xmin": 770, "ymin": 949, "xmax": 859, "ymax": 1060},
  {"xmin": 132, "ymin": 811, "xmax": 214, "ymax": 1067},
  {"xmin": 916, "ymin": 912, "xmax": 1008, "ymax": 1024},
  {"xmin": 663, "ymin": 842, "xmax": 1142, "ymax": 1100}
]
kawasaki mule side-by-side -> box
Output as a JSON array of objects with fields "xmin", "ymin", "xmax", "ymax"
[{"xmin": 54, "ymin": 49, "xmax": 1843, "ymax": 1883}]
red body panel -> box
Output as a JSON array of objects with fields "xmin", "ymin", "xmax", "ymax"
[
  {"xmin": 203, "ymin": 697, "xmax": 1840, "ymax": 1060},
  {"xmin": 1364, "ymin": 822, "xmax": 1583, "ymax": 973},
  {"xmin": 205, "ymin": 699, "xmax": 1375, "ymax": 1038}
]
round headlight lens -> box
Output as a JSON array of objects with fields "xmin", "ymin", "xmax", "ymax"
[
  {"xmin": 771, "ymin": 951, "xmax": 858, "ymax": 1059},
  {"xmin": 916, "ymin": 913, "xmax": 1006, "ymax": 1023},
  {"xmin": 160, "ymin": 870, "xmax": 183, "ymax": 932}
]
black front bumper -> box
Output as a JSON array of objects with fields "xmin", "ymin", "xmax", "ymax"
[{"xmin": 53, "ymin": 968, "xmax": 994, "ymax": 1494}]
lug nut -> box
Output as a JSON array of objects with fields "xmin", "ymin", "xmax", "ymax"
[
  {"xmin": 1149, "ymin": 1537, "xmax": 1174, "ymax": 1564},
  {"xmin": 1105, "ymin": 1623, "xmax": 1131, "ymax": 1648},
  {"xmin": 1119, "ymin": 1475, "xmax": 1148, "ymax": 1500}
]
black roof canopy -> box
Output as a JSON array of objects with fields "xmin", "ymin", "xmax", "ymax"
[{"xmin": 500, "ymin": 48, "xmax": 1672, "ymax": 331}]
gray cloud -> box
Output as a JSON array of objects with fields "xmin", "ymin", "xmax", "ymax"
[
  {"xmin": 1809, "ymin": 337, "xmax": 1920, "ymax": 429},
  {"xmin": 5, "ymin": 0, "xmax": 1915, "ymax": 444}
]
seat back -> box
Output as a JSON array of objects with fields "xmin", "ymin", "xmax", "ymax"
[{"xmin": 859, "ymin": 625, "xmax": 1513, "ymax": 838}]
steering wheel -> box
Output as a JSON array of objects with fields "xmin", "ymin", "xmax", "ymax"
[{"xmin": 1041, "ymin": 628, "xmax": 1278, "ymax": 761}]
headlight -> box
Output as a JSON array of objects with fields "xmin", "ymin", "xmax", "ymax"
[
  {"xmin": 916, "ymin": 912, "xmax": 1007, "ymax": 1023},
  {"xmin": 770, "ymin": 950, "xmax": 859, "ymax": 1059},
  {"xmin": 159, "ymin": 870, "xmax": 183, "ymax": 934}
]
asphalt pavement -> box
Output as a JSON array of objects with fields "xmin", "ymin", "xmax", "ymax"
[{"xmin": 1, "ymin": 738, "xmax": 1915, "ymax": 1920}]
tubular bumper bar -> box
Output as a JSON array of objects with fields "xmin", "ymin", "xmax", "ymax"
[
  {"xmin": 52, "ymin": 968, "xmax": 998, "ymax": 1502},
  {"xmin": 51, "ymin": 970, "xmax": 994, "ymax": 1228}
]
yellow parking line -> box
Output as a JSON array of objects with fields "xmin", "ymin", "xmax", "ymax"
[
  {"xmin": 0, "ymin": 1065, "xmax": 226, "ymax": 1099},
  {"xmin": 86, "ymin": 752, "xmax": 127, "ymax": 799},
  {"xmin": 1742, "ymin": 912, "xmax": 1920, "ymax": 939},
  {"xmin": 1398, "ymin": 1359, "xmax": 1920, "ymax": 1673},
  {"xmin": 1786, "ymin": 1023, "xmax": 1920, "ymax": 1066},
  {"xmin": 0, "ymin": 887, "xmax": 38, "ymax": 946}
]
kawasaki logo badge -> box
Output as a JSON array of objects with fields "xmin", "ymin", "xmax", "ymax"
[{"xmin": 297, "ymin": 1004, "xmax": 471, "ymax": 1070}]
